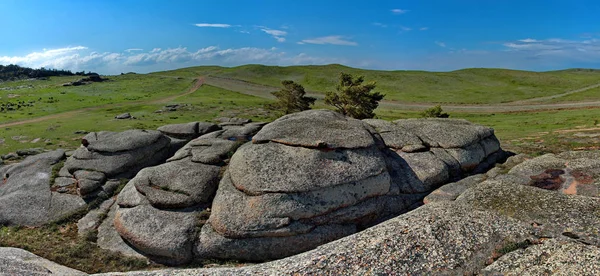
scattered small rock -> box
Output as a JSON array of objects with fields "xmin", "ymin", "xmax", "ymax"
[{"xmin": 115, "ymin": 113, "xmax": 132, "ymax": 119}]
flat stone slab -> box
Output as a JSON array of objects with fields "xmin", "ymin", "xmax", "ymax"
[
  {"xmin": 253, "ymin": 109, "xmax": 378, "ymax": 149},
  {"xmin": 0, "ymin": 247, "xmax": 85, "ymax": 276}
]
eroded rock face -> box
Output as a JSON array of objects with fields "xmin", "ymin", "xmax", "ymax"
[
  {"xmin": 196, "ymin": 110, "xmax": 504, "ymax": 262},
  {"xmin": 0, "ymin": 247, "xmax": 85, "ymax": 276},
  {"xmin": 62, "ymin": 130, "xmax": 171, "ymax": 199},
  {"xmin": 103, "ymin": 151, "xmax": 600, "ymax": 275},
  {"xmin": 109, "ymin": 137, "xmax": 244, "ymax": 265},
  {"xmin": 0, "ymin": 150, "xmax": 86, "ymax": 226}
]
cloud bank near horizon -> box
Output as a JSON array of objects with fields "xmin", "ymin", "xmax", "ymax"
[{"xmin": 1, "ymin": 37, "xmax": 600, "ymax": 74}]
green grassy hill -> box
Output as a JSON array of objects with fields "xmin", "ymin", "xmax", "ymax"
[{"xmin": 158, "ymin": 64, "xmax": 600, "ymax": 104}]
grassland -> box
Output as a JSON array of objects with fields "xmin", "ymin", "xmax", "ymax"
[
  {"xmin": 159, "ymin": 64, "xmax": 600, "ymax": 104},
  {"xmin": 2, "ymin": 64, "xmax": 600, "ymax": 156}
]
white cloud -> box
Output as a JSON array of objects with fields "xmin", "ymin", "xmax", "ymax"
[
  {"xmin": 125, "ymin": 48, "xmax": 143, "ymax": 53},
  {"xmin": 518, "ymin": 38, "xmax": 538, "ymax": 43},
  {"xmin": 261, "ymin": 28, "xmax": 287, "ymax": 42},
  {"xmin": 372, "ymin": 22, "xmax": 388, "ymax": 28},
  {"xmin": 0, "ymin": 46, "xmax": 88, "ymax": 69},
  {"xmin": 435, "ymin": 41, "xmax": 446, "ymax": 47},
  {"xmin": 194, "ymin": 23, "xmax": 232, "ymax": 28},
  {"xmin": 300, "ymin": 36, "xmax": 358, "ymax": 46},
  {"xmin": 0, "ymin": 46, "xmax": 346, "ymax": 74},
  {"xmin": 400, "ymin": 26, "xmax": 412, "ymax": 31},
  {"xmin": 501, "ymin": 38, "xmax": 600, "ymax": 61},
  {"xmin": 420, "ymin": 27, "xmax": 429, "ymax": 31},
  {"xmin": 391, "ymin": 9, "xmax": 409, "ymax": 14}
]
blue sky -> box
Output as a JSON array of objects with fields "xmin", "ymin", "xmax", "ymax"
[{"xmin": 1, "ymin": 0, "xmax": 599, "ymax": 74}]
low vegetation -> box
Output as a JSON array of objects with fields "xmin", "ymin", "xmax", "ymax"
[
  {"xmin": 267, "ymin": 80, "xmax": 315, "ymax": 115},
  {"xmin": 324, "ymin": 72, "xmax": 384, "ymax": 119},
  {"xmin": 421, "ymin": 105, "xmax": 449, "ymax": 118},
  {"xmin": 0, "ymin": 223, "xmax": 161, "ymax": 273}
]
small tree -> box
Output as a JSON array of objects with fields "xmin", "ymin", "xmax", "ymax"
[
  {"xmin": 324, "ymin": 72, "xmax": 384, "ymax": 119},
  {"xmin": 421, "ymin": 105, "xmax": 449, "ymax": 118},
  {"xmin": 268, "ymin": 80, "xmax": 316, "ymax": 114}
]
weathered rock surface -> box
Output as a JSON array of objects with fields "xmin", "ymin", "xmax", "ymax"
[
  {"xmin": 482, "ymin": 238, "xmax": 600, "ymax": 275},
  {"xmin": 157, "ymin": 122, "xmax": 220, "ymax": 140},
  {"xmin": 0, "ymin": 247, "xmax": 85, "ymax": 276},
  {"xmin": 195, "ymin": 110, "xmax": 505, "ymax": 262},
  {"xmin": 0, "ymin": 150, "xmax": 86, "ymax": 226},
  {"xmin": 63, "ymin": 130, "xmax": 171, "ymax": 198},
  {"xmin": 110, "ymin": 134, "xmax": 245, "ymax": 264},
  {"xmin": 101, "ymin": 151, "xmax": 600, "ymax": 275},
  {"xmin": 101, "ymin": 201, "xmax": 535, "ymax": 275}
]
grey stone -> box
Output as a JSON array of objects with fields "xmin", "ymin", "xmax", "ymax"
[
  {"xmin": 114, "ymin": 204, "xmax": 198, "ymax": 265},
  {"xmin": 64, "ymin": 130, "xmax": 171, "ymax": 178},
  {"xmin": 395, "ymin": 118, "xmax": 494, "ymax": 148},
  {"xmin": 114, "ymin": 202, "xmax": 532, "ymax": 275},
  {"xmin": 97, "ymin": 204, "xmax": 146, "ymax": 259},
  {"xmin": 131, "ymin": 160, "xmax": 220, "ymax": 208},
  {"xmin": 445, "ymin": 142, "xmax": 487, "ymax": 171},
  {"xmin": 0, "ymin": 150, "xmax": 75, "ymax": 226},
  {"xmin": 80, "ymin": 130, "xmax": 165, "ymax": 153},
  {"xmin": 482, "ymin": 238, "xmax": 600, "ymax": 275},
  {"xmin": 196, "ymin": 222, "xmax": 356, "ymax": 262},
  {"xmin": 77, "ymin": 198, "xmax": 115, "ymax": 237},
  {"xmin": 0, "ymin": 247, "xmax": 85, "ymax": 276},
  {"xmin": 252, "ymin": 110, "xmax": 378, "ymax": 149},
  {"xmin": 228, "ymin": 142, "xmax": 389, "ymax": 194},
  {"xmin": 157, "ymin": 122, "xmax": 220, "ymax": 140},
  {"xmin": 215, "ymin": 117, "xmax": 251, "ymax": 125},
  {"xmin": 48, "ymin": 192, "xmax": 86, "ymax": 222},
  {"xmin": 508, "ymin": 153, "xmax": 566, "ymax": 176},
  {"xmin": 1, "ymin": 152, "xmax": 19, "ymax": 161},
  {"xmin": 168, "ymin": 138, "xmax": 239, "ymax": 165},
  {"xmin": 398, "ymin": 150, "xmax": 449, "ymax": 190},
  {"xmin": 457, "ymin": 179, "xmax": 600, "ymax": 246},
  {"xmin": 16, "ymin": 148, "xmax": 44, "ymax": 156},
  {"xmin": 219, "ymin": 123, "xmax": 264, "ymax": 141},
  {"xmin": 116, "ymin": 181, "xmax": 149, "ymax": 208},
  {"xmin": 115, "ymin": 112, "xmax": 132, "ymax": 119},
  {"xmin": 208, "ymin": 172, "xmax": 389, "ymax": 239},
  {"xmin": 363, "ymin": 119, "xmax": 425, "ymax": 151},
  {"xmin": 423, "ymin": 174, "xmax": 487, "ymax": 204}
]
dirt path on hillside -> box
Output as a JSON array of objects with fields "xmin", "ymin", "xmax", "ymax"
[
  {"xmin": 508, "ymin": 82, "xmax": 600, "ymax": 104},
  {"xmin": 0, "ymin": 77, "xmax": 204, "ymax": 128},
  {"xmin": 202, "ymin": 76, "xmax": 600, "ymax": 113}
]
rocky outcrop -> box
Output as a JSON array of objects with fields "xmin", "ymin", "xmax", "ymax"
[
  {"xmin": 62, "ymin": 130, "xmax": 171, "ymax": 199},
  {"xmin": 108, "ymin": 137, "xmax": 243, "ymax": 264},
  {"xmin": 99, "ymin": 150, "xmax": 600, "ymax": 276},
  {"xmin": 194, "ymin": 110, "xmax": 505, "ymax": 262},
  {"xmin": 0, "ymin": 247, "xmax": 85, "ymax": 276},
  {"xmin": 157, "ymin": 122, "xmax": 221, "ymax": 156},
  {"xmin": 0, "ymin": 150, "xmax": 85, "ymax": 226}
]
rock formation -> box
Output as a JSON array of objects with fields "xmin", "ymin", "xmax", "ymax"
[{"xmin": 2, "ymin": 110, "xmax": 600, "ymax": 274}]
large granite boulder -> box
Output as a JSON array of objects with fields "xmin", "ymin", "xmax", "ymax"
[
  {"xmin": 195, "ymin": 110, "xmax": 505, "ymax": 262},
  {"xmin": 101, "ymin": 151, "xmax": 600, "ymax": 275},
  {"xmin": 108, "ymin": 137, "xmax": 243, "ymax": 265},
  {"xmin": 157, "ymin": 122, "xmax": 221, "ymax": 156},
  {"xmin": 0, "ymin": 150, "xmax": 86, "ymax": 226},
  {"xmin": 62, "ymin": 130, "xmax": 171, "ymax": 199}
]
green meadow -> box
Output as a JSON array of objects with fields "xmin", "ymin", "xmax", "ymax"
[{"xmin": 2, "ymin": 64, "xmax": 600, "ymax": 156}]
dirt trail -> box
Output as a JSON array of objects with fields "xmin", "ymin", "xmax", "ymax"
[
  {"xmin": 201, "ymin": 77, "xmax": 600, "ymax": 113},
  {"xmin": 0, "ymin": 77, "xmax": 204, "ymax": 129},
  {"xmin": 508, "ymin": 82, "xmax": 600, "ymax": 104}
]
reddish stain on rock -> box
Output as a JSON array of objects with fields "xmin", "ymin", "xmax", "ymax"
[
  {"xmin": 571, "ymin": 170, "xmax": 594, "ymax": 184},
  {"xmin": 529, "ymin": 169, "xmax": 565, "ymax": 190}
]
